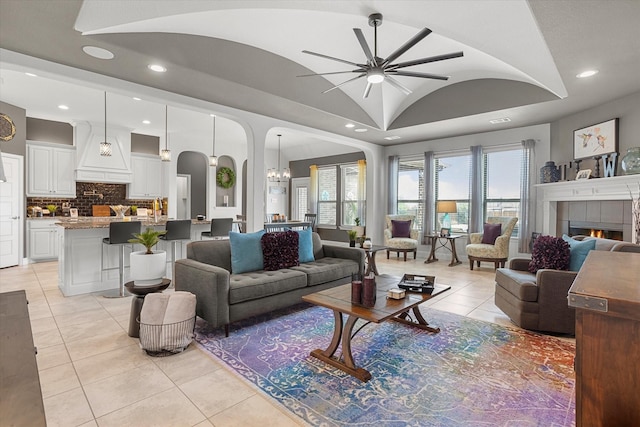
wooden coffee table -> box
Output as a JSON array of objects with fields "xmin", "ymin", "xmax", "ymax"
[{"xmin": 302, "ymin": 275, "xmax": 450, "ymax": 382}]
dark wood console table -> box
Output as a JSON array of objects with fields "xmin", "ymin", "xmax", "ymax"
[
  {"xmin": 0, "ymin": 290, "xmax": 46, "ymax": 426},
  {"xmin": 568, "ymin": 251, "xmax": 640, "ymax": 427}
]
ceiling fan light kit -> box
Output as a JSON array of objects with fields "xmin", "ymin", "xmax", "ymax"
[{"xmin": 300, "ymin": 13, "xmax": 463, "ymax": 98}]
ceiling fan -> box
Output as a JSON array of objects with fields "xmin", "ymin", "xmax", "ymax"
[{"xmin": 298, "ymin": 13, "xmax": 463, "ymax": 98}]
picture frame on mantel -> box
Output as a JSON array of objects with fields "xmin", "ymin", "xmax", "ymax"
[{"xmin": 573, "ymin": 118, "xmax": 619, "ymax": 160}]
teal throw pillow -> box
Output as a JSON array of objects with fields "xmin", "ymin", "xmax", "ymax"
[
  {"xmin": 229, "ymin": 230, "xmax": 266, "ymax": 274},
  {"xmin": 562, "ymin": 234, "xmax": 596, "ymax": 271},
  {"xmin": 297, "ymin": 227, "xmax": 315, "ymax": 263}
]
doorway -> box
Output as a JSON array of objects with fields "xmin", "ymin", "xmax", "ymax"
[
  {"xmin": 0, "ymin": 153, "xmax": 24, "ymax": 268},
  {"xmin": 291, "ymin": 177, "xmax": 310, "ymax": 221},
  {"xmin": 176, "ymin": 174, "xmax": 191, "ymax": 220}
]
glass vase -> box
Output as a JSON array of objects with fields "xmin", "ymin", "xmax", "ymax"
[{"xmin": 621, "ymin": 147, "xmax": 640, "ymax": 175}]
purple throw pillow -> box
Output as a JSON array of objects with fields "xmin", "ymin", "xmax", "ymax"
[
  {"xmin": 528, "ymin": 235, "xmax": 570, "ymax": 273},
  {"xmin": 391, "ymin": 220, "xmax": 412, "ymax": 238},
  {"xmin": 261, "ymin": 231, "xmax": 300, "ymax": 271},
  {"xmin": 481, "ymin": 223, "xmax": 502, "ymax": 244}
]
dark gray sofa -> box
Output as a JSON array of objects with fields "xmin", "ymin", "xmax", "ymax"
[
  {"xmin": 495, "ymin": 236, "xmax": 640, "ymax": 335},
  {"xmin": 174, "ymin": 232, "xmax": 364, "ymax": 335}
]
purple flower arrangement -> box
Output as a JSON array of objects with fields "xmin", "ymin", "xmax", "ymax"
[{"xmin": 528, "ymin": 235, "xmax": 570, "ymax": 273}]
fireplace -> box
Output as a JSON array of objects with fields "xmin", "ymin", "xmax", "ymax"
[{"xmin": 568, "ymin": 221, "xmax": 624, "ymax": 241}]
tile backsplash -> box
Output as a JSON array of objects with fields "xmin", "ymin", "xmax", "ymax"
[{"xmin": 27, "ymin": 182, "xmax": 155, "ymax": 217}]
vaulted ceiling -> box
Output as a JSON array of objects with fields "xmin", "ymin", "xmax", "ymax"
[{"xmin": 1, "ymin": 0, "xmax": 639, "ymax": 147}]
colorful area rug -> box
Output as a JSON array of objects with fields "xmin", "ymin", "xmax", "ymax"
[{"xmin": 195, "ymin": 304, "xmax": 575, "ymax": 426}]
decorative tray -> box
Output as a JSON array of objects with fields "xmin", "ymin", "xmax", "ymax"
[{"xmin": 397, "ymin": 274, "xmax": 436, "ymax": 293}]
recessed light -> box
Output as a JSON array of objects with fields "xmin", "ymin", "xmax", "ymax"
[
  {"xmin": 82, "ymin": 45, "xmax": 114, "ymax": 60},
  {"xmin": 142, "ymin": 120, "xmax": 151, "ymax": 124},
  {"xmin": 210, "ymin": 114, "xmax": 216, "ymax": 117},
  {"xmin": 148, "ymin": 64, "xmax": 167, "ymax": 73},
  {"xmin": 576, "ymin": 70, "xmax": 598, "ymax": 78},
  {"xmin": 384, "ymin": 136, "xmax": 401, "ymax": 140},
  {"xmin": 489, "ymin": 117, "xmax": 511, "ymax": 124},
  {"xmin": 133, "ymin": 97, "xmax": 141, "ymax": 101},
  {"xmin": 58, "ymin": 105, "xmax": 69, "ymax": 110},
  {"xmin": 345, "ymin": 123, "xmax": 355, "ymax": 128},
  {"xmin": 354, "ymin": 128, "xmax": 367, "ymax": 133},
  {"xmin": 25, "ymin": 72, "xmax": 37, "ymax": 77}
]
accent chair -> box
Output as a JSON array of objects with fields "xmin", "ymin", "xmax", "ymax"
[
  {"xmin": 466, "ymin": 217, "xmax": 518, "ymax": 270},
  {"xmin": 384, "ymin": 214, "xmax": 419, "ymax": 261}
]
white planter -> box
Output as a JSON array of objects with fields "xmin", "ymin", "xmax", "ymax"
[
  {"xmin": 130, "ymin": 250, "xmax": 166, "ymax": 285},
  {"xmin": 354, "ymin": 226, "xmax": 365, "ymax": 237}
]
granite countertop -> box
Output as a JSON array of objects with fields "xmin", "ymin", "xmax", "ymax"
[{"xmin": 26, "ymin": 216, "xmax": 212, "ymax": 229}]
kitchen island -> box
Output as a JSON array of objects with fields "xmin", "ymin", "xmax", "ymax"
[{"xmin": 54, "ymin": 217, "xmax": 212, "ymax": 296}]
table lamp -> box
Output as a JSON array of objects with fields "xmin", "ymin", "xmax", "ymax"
[{"xmin": 436, "ymin": 201, "xmax": 457, "ymax": 230}]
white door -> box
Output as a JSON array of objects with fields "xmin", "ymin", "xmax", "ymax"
[
  {"xmin": 291, "ymin": 177, "xmax": 310, "ymax": 221},
  {"xmin": 176, "ymin": 174, "xmax": 191, "ymax": 219},
  {"xmin": 0, "ymin": 153, "xmax": 23, "ymax": 268}
]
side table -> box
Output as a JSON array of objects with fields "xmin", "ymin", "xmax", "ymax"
[
  {"xmin": 363, "ymin": 245, "xmax": 388, "ymax": 275},
  {"xmin": 424, "ymin": 234, "xmax": 463, "ymax": 267},
  {"xmin": 125, "ymin": 279, "xmax": 171, "ymax": 338}
]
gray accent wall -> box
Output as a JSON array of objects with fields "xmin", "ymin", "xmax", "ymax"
[
  {"xmin": 177, "ymin": 151, "xmax": 208, "ymax": 218},
  {"xmin": 131, "ymin": 133, "xmax": 160, "ymax": 154},
  {"xmin": 550, "ymin": 91, "xmax": 640, "ymax": 174},
  {"xmin": 1, "ymin": 101, "xmax": 26, "ymax": 157},
  {"xmin": 26, "ymin": 118, "xmax": 73, "ymax": 145}
]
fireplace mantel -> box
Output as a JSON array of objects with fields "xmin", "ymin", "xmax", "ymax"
[{"xmin": 536, "ymin": 174, "xmax": 640, "ymax": 242}]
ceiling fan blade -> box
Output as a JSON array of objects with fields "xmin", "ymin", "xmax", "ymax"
[
  {"xmin": 297, "ymin": 70, "xmax": 364, "ymax": 77},
  {"xmin": 385, "ymin": 76, "xmax": 412, "ymax": 95},
  {"xmin": 387, "ymin": 51, "xmax": 464, "ymax": 70},
  {"xmin": 363, "ymin": 82, "xmax": 373, "ymax": 98},
  {"xmin": 381, "ymin": 27, "xmax": 432, "ymax": 67},
  {"xmin": 322, "ymin": 74, "xmax": 366, "ymax": 94},
  {"xmin": 302, "ymin": 50, "xmax": 364, "ymax": 67},
  {"xmin": 353, "ymin": 28, "xmax": 375, "ymax": 64},
  {"xmin": 389, "ymin": 70, "xmax": 449, "ymax": 80}
]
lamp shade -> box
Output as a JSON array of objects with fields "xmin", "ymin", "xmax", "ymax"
[{"xmin": 436, "ymin": 201, "xmax": 457, "ymax": 213}]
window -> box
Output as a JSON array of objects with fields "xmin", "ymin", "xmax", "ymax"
[
  {"xmin": 317, "ymin": 167, "xmax": 337, "ymax": 226},
  {"xmin": 397, "ymin": 157, "xmax": 424, "ymax": 231},
  {"xmin": 435, "ymin": 154, "xmax": 470, "ymax": 233},
  {"xmin": 484, "ymin": 148, "xmax": 522, "ymax": 236},
  {"xmin": 316, "ymin": 162, "xmax": 366, "ymax": 227},
  {"xmin": 341, "ymin": 164, "xmax": 364, "ymax": 225}
]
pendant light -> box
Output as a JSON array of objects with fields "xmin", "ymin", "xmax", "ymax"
[
  {"xmin": 209, "ymin": 114, "xmax": 218, "ymax": 167},
  {"xmin": 99, "ymin": 91, "xmax": 112, "ymax": 156},
  {"xmin": 268, "ymin": 134, "xmax": 290, "ymax": 182},
  {"xmin": 160, "ymin": 105, "xmax": 171, "ymax": 161}
]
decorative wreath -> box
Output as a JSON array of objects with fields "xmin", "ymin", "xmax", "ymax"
[{"xmin": 216, "ymin": 167, "xmax": 236, "ymax": 189}]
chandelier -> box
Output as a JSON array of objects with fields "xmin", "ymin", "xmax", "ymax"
[{"xmin": 267, "ymin": 134, "xmax": 290, "ymax": 182}]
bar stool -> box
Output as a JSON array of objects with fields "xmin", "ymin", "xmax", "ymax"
[
  {"xmin": 159, "ymin": 219, "xmax": 191, "ymax": 281},
  {"xmin": 201, "ymin": 218, "xmax": 233, "ymax": 240},
  {"xmin": 102, "ymin": 221, "xmax": 141, "ymax": 298}
]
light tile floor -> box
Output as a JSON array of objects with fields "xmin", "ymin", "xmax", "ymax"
[{"xmin": 0, "ymin": 250, "xmax": 571, "ymax": 426}]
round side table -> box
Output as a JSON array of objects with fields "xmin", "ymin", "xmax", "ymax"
[{"xmin": 125, "ymin": 279, "xmax": 171, "ymax": 338}]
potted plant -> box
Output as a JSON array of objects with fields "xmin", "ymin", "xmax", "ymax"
[
  {"xmin": 347, "ymin": 229, "xmax": 358, "ymax": 247},
  {"xmin": 354, "ymin": 217, "xmax": 365, "ymax": 237},
  {"xmin": 46, "ymin": 204, "xmax": 58, "ymax": 217},
  {"xmin": 128, "ymin": 227, "xmax": 167, "ymax": 285}
]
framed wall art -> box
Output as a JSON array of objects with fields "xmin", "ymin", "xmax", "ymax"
[{"xmin": 573, "ymin": 118, "xmax": 618, "ymax": 160}]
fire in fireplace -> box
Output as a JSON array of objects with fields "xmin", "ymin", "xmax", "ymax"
[{"xmin": 568, "ymin": 222, "xmax": 623, "ymax": 241}]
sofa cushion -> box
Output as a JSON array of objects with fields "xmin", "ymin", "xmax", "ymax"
[
  {"xmin": 229, "ymin": 230, "xmax": 266, "ymax": 274},
  {"xmin": 261, "ymin": 231, "xmax": 299, "ymax": 271},
  {"xmin": 297, "ymin": 227, "xmax": 315, "ymax": 263},
  {"xmin": 562, "ymin": 234, "xmax": 596, "ymax": 271},
  {"xmin": 481, "ymin": 223, "xmax": 502, "ymax": 244},
  {"xmin": 528, "ymin": 235, "xmax": 570, "ymax": 273},
  {"xmin": 495, "ymin": 268, "xmax": 539, "ymax": 302},
  {"xmin": 391, "ymin": 220, "xmax": 411, "ymax": 238},
  {"xmin": 290, "ymin": 257, "xmax": 360, "ymax": 286},
  {"xmin": 229, "ymin": 269, "xmax": 308, "ymax": 304}
]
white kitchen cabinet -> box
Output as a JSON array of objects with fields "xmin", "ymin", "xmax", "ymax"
[
  {"xmin": 27, "ymin": 142, "xmax": 76, "ymax": 197},
  {"xmin": 128, "ymin": 154, "xmax": 162, "ymax": 199},
  {"xmin": 27, "ymin": 220, "xmax": 59, "ymax": 261}
]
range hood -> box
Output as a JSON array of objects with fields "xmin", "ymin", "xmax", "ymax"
[{"xmin": 74, "ymin": 121, "xmax": 133, "ymax": 183}]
